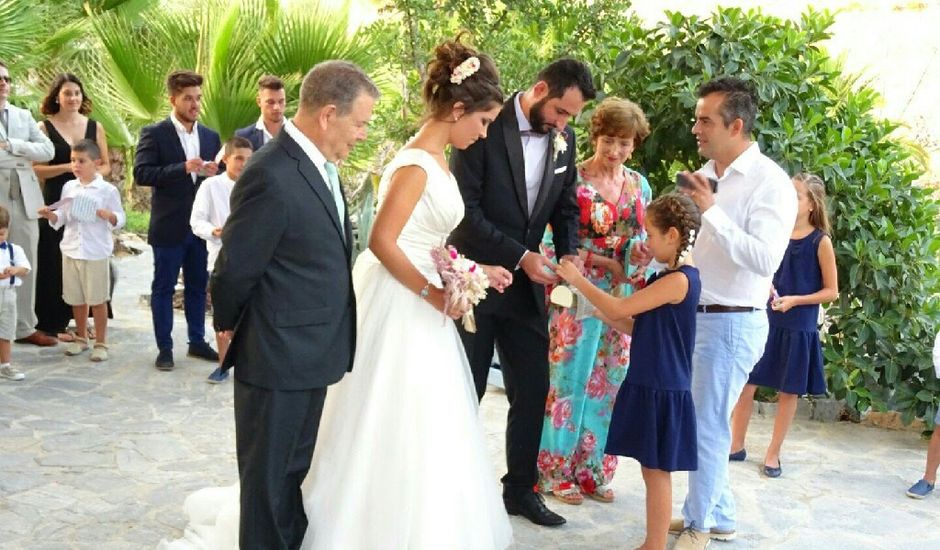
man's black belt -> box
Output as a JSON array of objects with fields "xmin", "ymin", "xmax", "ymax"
[{"xmin": 696, "ymin": 304, "xmax": 760, "ymax": 313}]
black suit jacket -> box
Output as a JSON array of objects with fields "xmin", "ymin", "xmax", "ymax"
[
  {"xmin": 449, "ymin": 94, "xmax": 580, "ymax": 319},
  {"xmin": 133, "ymin": 118, "xmax": 222, "ymax": 246},
  {"xmin": 234, "ymin": 123, "xmax": 265, "ymax": 151},
  {"xmin": 210, "ymin": 129, "xmax": 356, "ymax": 391}
]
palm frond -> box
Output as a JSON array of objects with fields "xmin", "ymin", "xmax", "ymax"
[{"xmin": 0, "ymin": 0, "xmax": 40, "ymax": 61}]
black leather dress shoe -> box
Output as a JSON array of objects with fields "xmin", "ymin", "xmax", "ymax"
[
  {"xmin": 187, "ymin": 341, "xmax": 219, "ymax": 361},
  {"xmin": 155, "ymin": 349, "xmax": 174, "ymax": 371},
  {"xmin": 504, "ymin": 490, "xmax": 566, "ymax": 527}
]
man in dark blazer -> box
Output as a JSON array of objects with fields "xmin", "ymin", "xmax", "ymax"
[
  {"xmin": 449, "ymin": 59, "xmax": 596, "ymax": 527},
  {"xmin": 211, "ymin": 61, "xmax": 378, "ymax": 550},
  {"xmin": 233, "ymin": 75, "xmax": 286, "ymax": 151},
  {"xmin": 134, "ymin": 70, "xmax": 222, "ymax": 371}
]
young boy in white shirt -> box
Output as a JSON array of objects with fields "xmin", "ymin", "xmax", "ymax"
[
  {"xmin": 0, "ymin": 205, "xmax": 32, "ymax": 381},
  {"xmin": 38, "ymin": 139, "xmax": 125, "ymax": 362},
  {"xmin": 190, "ymin": 136, "xmax": 252, "ymax": 383}
]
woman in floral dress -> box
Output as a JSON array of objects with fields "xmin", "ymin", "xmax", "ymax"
[{"xmin": 537, "ymin": 98, "xmax": 652, "ymax": 505}]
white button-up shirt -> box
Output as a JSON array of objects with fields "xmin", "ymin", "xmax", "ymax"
[
  {"xmin": 190, "ymin": 172, "xmax": 235, "ymax": 269},
  {"xmin": 170, "ymin": 112, "xmax": 201, "ymax": 183},
  {"xmin": 693, "ymin": 142, "xmax": 797, "ymax": 309},
  {"xmin": 50, "ymin": 175, "xmax": 126, "ymax": 260},
  {"xmin": 514, "ymin": 94, "xmax": 550, "ymax": 215},
  {"xmin": 0, "ymin": 241, "xmax": 30, "ymax": 287},
  {"xmin": 255, "ymin": 117, "xmax": 275, "ymax": 145}
]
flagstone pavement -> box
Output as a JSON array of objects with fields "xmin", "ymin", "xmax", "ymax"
[{"xmin": 1, "ymin": 243, "xmax": 937, "ymax": 549}]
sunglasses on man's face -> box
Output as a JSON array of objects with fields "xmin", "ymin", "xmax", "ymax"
[{"xmin": 0, "ymin": 76, "xmax": 11, "ymax": 83}]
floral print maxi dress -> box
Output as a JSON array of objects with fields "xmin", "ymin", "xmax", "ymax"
[{"xmin": 537, "ymin": 166, "xmax": 651, "ymax": 496}]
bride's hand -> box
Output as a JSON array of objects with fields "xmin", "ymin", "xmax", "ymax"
[
  {"xmin": 425, "ymin": 286, "xmax": 464, "ymax": 319},
  {"xmin": 481, "ymin": 264, "xmax": 513, "ymax": 293}
]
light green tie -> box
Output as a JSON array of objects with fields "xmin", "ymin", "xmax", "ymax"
[{"xmin": 323, "ymin": 161, "xmax": 346, "ymax": 240}]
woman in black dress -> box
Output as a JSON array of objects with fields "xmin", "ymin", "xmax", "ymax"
[{"xmin": 33, "ymin": 73, "xmax": 111, "ymax": 341}]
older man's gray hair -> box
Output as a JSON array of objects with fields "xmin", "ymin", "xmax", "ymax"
[{"xmin": 300, "ymin": 61, "xmax": 379, "ymax": 115}]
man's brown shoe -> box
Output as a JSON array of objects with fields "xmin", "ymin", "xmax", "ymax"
[{"xmin": 15, "ymin": 331, "xmax": 58, "ymax": 347}]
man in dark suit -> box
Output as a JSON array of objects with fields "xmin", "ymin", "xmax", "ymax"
[
  {"xmin": 233, "ymin": 75, "xmax": 286, "ymax": 151},
  {"xmin": 449, "ymin": 59, "xmax": 596, "ymax": 527},
  {"xmin": 211, "ymin": 61, "xmax": 378, "ymax": 550},
  {"xmin": 134, "ymin": 70, "xmax": 222, "ymax": 370}
]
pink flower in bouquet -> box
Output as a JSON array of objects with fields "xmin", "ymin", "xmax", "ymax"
[{"xmin": 430, "ymin": 244, "xmax": 490, "ymax": 332}]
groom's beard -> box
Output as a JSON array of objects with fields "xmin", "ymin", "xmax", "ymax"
[{"xmin": 527, "ymin": 98, "xmax": 553, "ymax": 135}]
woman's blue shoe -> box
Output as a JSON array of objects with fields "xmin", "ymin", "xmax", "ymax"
[
  {"xmin": 906, "ymin": 479, "xmax": 935, "ymax": 499},
  {"xmin": 763, "ymin": 460, "xmax": 782, "ymax": 478},
  {"xmin": 729, "ymin": 448, "xmax": 747, "ymax": 461}
]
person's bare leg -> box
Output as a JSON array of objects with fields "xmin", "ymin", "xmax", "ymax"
[
  {"xmin": 215, "ymin": 332, "xmax": 229, "ymax": 369},
  {"xmin": 923, "ymin": 429, "xmax": 940, "ymax": 484},
  {"xmin": 638, "ymin": 466, "xmax": 671, "ymax": 550},
  {"xmin": 731, "ymin": 383, "xmax": 758, "ymax": 453},
  {"xmin": 765, "ymin": 392, "xmax": 798, "ymax": 467},
  {"xmin": 91, "ymin": 304, "xmax": 108, "ymax": 345},
  {"xmin": 0, "ymin": 339, "xmax": 11, "ymax": 364},
  {"xmin": 72, "ymin": 305, "xmax": 89, "ymax": 341}
]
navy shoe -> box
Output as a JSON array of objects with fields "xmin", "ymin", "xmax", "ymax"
[
  {"xmin": 906, "ymin": 479, "xmax": 935, "ymax": 499},
  {"xmin": 155, "ymin": 349, "xmax": 174, "ymax": 371},
  {"xmin": 763, "ymin": 460, "xmax": 782, "ymax": 478},
  {"xmin": 187, "ymin": 341, "xmax": 219, "ymax": 362},
  {"xmin": 729, "ymin": 448, "xmax": 747, "ymax": 462},
  {"xmin": 206, "ymin": 367, "xmax": 229, "ymax": 384}
]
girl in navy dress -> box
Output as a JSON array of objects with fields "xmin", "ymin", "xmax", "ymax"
[
  {"xmin": 557, "ymin": 193, "xmax": 701, "ymax": 550},
  {"xmin": 730, "ymin": 172, "xmax": 839, "ymax": 478}
]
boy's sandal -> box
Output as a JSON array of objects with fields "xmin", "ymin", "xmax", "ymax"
[
  {"xmin": 90, "ymin": 343, "xmax": 109, "ymax": 362},
  {"xmin": 586, "ymin": 484, "xmax": 615, "ymax": 503},
  {"xmin": 57, "ymin": 329, "xmax": 76, "ymax": 343},
  {"xmin": 64, "ymin": 337, "xmax": 89, "ymax": 356},
  {"xmin": 551, "ymin": 482, "xmax": 584, "ymax": 505}
]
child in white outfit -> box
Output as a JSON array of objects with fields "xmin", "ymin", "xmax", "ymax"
[{"xmin": 0, "ymin": 205, "xmax": 31, "ymax": 381}]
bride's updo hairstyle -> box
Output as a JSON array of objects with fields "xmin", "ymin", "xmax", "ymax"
[{"xmin": 422, "ymin": 36, "xmax": 503, "ymax": 120}]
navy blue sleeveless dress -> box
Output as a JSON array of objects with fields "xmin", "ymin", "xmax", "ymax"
[
  {"xmin": 748, "ymin": 228, "xmax": 827, "ymax": 395},
  {"xmin": 604, "ymin": 265, "xmax": 701, "ymax": 472}
]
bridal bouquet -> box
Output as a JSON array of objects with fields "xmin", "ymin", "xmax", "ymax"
[{"xmin": 430, "ymin": 244, "xmax": 490, "ymax": 333}]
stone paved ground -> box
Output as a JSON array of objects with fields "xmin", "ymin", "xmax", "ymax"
[{"xmin": 1, "ymin": 246, "xmax": 938, "ymax": 549}]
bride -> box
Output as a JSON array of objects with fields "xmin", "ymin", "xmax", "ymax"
[{"xmin": 163, "ymin": 38, "xmax": 514, "ymax": 550}]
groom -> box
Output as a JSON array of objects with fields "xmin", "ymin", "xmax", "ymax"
[
  {"xmin": 211, "ymin": 61, "xmax": 378, "ymax": 549},
  {"xmin": 450, "ymin": 58, "xmax": 595, "ymax": 526}
]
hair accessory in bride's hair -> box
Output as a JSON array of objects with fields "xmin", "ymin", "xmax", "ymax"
[{"xmin": 450, "ymin": 56, "xmax": 481, "ymax": 85}]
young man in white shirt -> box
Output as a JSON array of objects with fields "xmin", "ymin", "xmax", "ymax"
[
  {"xmin": 671, "ymin": 77, "xmax": 797, "ymax": 550},
  {"xmin": 38, "ymin": 139, "xmax": 125, "ymax": 362},
  {"xmin": 235, "ymin": 75, "xmax": 286, "ymax": 151},
  {"xmin": 190, "ymin": 136, "xmax": 253, "ymax": 383}
]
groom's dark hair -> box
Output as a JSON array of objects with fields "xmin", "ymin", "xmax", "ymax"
[{"xmin": 536, "ymin": 59, "xmax": 596, "ymax": 101}]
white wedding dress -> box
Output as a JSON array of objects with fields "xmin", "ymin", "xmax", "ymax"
[{"xmin": 160, "ymin": 148, "xmax": 513, "ymax": 550}]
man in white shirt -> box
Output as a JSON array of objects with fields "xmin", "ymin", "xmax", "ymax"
[
  {"xmin": 671, "ymin": 77, "xmax": 797, "ymax": 550},
  {"xmin": 0, "ymin": 60, "xmax": 58, "ymax": 347}
]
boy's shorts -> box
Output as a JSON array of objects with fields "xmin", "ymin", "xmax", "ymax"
[
  {"xmin": 0, "ymin": 287, "xmax": 16, "ymax": 341},
  {"xmin": 63, "ymin": 257, "xmax": 111, "ymax": 306}
]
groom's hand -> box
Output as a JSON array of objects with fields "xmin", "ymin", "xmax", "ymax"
[{"xmin": 520, "ymin": 252, "xmax": 560, "ymax": 285}]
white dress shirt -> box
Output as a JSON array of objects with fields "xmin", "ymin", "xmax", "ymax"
[
  {"xmin": 190, "ymin": 172, "xmax": 235, "ymax": 268},
  {"xmin": 514, "ymin": 94, "xmax": 550, "ymax": 215},
  {"xmin": 281, "ymin": 119, "xmax": 347, "ymax": 227},
  {"xmin": 255, "ymin": 117, "xmax": 275, "ymax": 145},
  {"xmin": 693, "ymin": 142, "xmax": 797, "ymax": 308},
  {"xmin": 50, "ymin": 175, "xmax": 126, "ymax": 260},
  {"xmin": 170, "ymin": 112, "xmax": 201, "ymax": 183},
  {"xmin": 0, "ymin": 241, "xmax": 30, "ymax": 287}
]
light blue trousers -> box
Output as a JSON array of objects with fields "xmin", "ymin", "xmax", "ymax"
[{"xmin": 681, "ymin": 310, "xmax": 768, "ymax": 532}]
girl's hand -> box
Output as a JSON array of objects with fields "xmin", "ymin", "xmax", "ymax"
[
  {"xmin": 556, "ymin": 259, "xmax": 584, "ymax": 284},
  {"xmin": 606, "ymin": 259, "xmax": 628, "ymax": 286},
  {"xmin": 771, "ymin": 295, "xmax": 798, "ymax": 313},
  {"xmin": 481, "ymin": 264, "xmax": 512, "ymax": 293}
]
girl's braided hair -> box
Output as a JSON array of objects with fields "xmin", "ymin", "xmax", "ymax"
[{"xmin": 646, "ymin": 193, "xmax": 702, "ymax": 265}]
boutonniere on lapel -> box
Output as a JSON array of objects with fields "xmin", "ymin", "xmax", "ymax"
[{"xmin": 553, "ymin": 131, "xmax": 568, "ymax": 162}]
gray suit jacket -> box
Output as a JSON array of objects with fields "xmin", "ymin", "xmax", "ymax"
[
  {"xmin": 211, "ymin": 129, "xmax": 356, "ymax": 391},
  {"xmin": 0, "ymin": 104, "xmax": 54, "ymax": 219}
]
